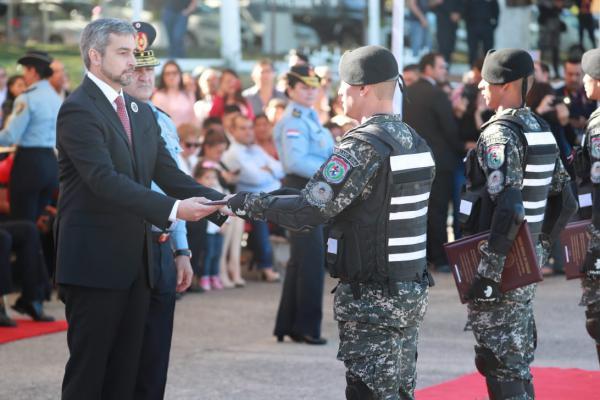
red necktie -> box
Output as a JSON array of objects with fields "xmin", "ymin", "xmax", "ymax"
[{"xmin": 114, "ymin": 95, "xmax": 132, "ymax": 144}]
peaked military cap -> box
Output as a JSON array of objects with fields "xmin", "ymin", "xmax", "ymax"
[
  {"xmin": 582, "ymin": 48, "xmax": 600, "ymax": 80},
  {"xmin": 132, "ymin": 21, "xmax": 159, "ymax": 68},
  {"xmin": 339, "ymin": 45, "xmax": 399, "ymax": 86},
  {"xmin": 286, "ymin": 65, "xmax": 320, "ymax": 88},
  {"xmin": 481, "ymin": 48, "xmax": 534, "ymax": 84}
]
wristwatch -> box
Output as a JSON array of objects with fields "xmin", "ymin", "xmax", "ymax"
[{"xmin": 174, "ymin": 249, "xmax": 192, "ymax": 258}]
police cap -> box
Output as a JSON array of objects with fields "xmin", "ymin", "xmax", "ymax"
[
  {"xmin": 339, "ymin": 45, "xmax": 399, "ymax": 86},
  {"xmin": 582, "ymin": 48, "xmax": 600, "ymax": 80},
  {"xmin": 132, "ymin": 21, "xmax": 160, "ymax": 68},
  {"xmin": 17, "ymin": 50, "xmax": 53, "ymax": 78},
  {"xmin": 481, "ymin": 48, "xmax": 534, "ymax": 85},
  {"xmin": 286, "ymin": 65, "xmax": 320, "ymax": 88}
]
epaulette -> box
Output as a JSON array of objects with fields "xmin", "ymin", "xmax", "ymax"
[{"xmin": 23, "ymin": 86, "xmax": 37, "ymax": 94}]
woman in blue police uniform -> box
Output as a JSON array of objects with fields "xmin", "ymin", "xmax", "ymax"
[
  {"xmin": 273, "ymin": 65, "xmax": 334, "ymax": 344},
  {"xmin": 0, "ymin": 51, "xmax": 61, "ymax": 222}
]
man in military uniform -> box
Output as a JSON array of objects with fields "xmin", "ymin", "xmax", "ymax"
[
  {"xmin": 575, "ymin": 48, "xmax": 600, "ymax": 366},
  {"xmin": 463, "ymin": 49, "xmax": 576, "ymax": 399},
  {"xmin": 123, "ymin": 22, "xmax": 196, "ymax": 400},
  {"xmin": 228, "ymin": 45, "xmax": 434, "ymax": 400}
]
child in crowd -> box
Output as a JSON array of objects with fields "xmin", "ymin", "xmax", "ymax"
[{"xmin": 194, "ymin": 164, "xmax": 227, "ymax": 291}]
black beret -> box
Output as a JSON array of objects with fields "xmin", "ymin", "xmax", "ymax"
[
  {"xmin": 582, "ymin": 48, "xmax": 600, "ymax": 80},
  {"xmin": 481, "ymin": 48, "xmax": 534, "ymax": 84},
  {"xmin": 339, "ymin": 45, "xmax": 399, "ymax": 86}
]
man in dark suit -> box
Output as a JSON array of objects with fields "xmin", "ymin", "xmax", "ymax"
[
  {"xmin": 55, "ymin": 18, "xmax": 226, "ymax": 400},
  {"xmin": 403, "ymin": 52, "xmax": 463, "ymax": 271}
]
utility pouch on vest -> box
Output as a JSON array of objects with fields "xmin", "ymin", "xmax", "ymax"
[{"xmin": 326, "ymin": 222, "xmax": 363, "ymax": 281}]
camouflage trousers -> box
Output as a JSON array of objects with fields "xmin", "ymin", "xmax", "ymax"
[
  {"xmin": 581, "ymin": 225, "xmax": 600, "ymax": 312},
  {"xmin": 468, "ymin": 284, "xmax": 537, "ymax": 400},
  {"xmin": 334, "ymin": 281, "xmax": 429, "ymax": 400}
]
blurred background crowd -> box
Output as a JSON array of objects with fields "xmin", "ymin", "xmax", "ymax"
[{"xmin": 0, "ymin": 0, "xmax": 598, "ymax": 330}]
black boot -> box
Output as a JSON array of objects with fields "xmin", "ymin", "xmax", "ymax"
[
  {"xmin": 345, "ymin": 377, "xmax": 375, "ymax": 400},
  {"xmin": 0, "ymin": 304, "xmax": 16, "ymax": 327},
  {"xmin": 486, "ymin": 377, "xmax": 528, "ymax": 400},
  {"xmin": 11, "ymin": 298, "xmax": 54, "ymax": 322}
]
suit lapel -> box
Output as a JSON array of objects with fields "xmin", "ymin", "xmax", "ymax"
[
  {"xmin": 125, "ymin": 95, "xmax": 143, "ymax": 181},
  {"xmin": 82, "ymin": 77, "xmax": 136, "ymax": 173}
]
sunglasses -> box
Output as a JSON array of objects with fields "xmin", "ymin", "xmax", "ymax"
[{"xmin": 185, "ymin": 142, "xmax": 201, "ymax": 149}]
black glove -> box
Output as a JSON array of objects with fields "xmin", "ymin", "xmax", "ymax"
[
  {"xmin": 227, "ymin": 191, "xmax": 251, "ymax": 217},
  {"xmin": 582, "ymin": 248, "xmax": 600, "ymax": 279},
  {"xmin": 468, "ymin": 275, "xmax": 501, "ymax": 303}
]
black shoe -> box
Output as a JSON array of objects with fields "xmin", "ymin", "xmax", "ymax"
[
  {"xmin": 11, "ymin": 299, "xmax": 54, "ymax": 322},
  {"xmin": 0, "ymin": 305, "xmax": 16, "ymax": 327},
  {"xmin": 289, "ymin": 333, "xmax": 327, "ymax": 345}
]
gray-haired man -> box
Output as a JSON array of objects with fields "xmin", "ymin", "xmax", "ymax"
[{"xmin": 56, "ymin": 18, "xmax": 225, "ymax": 399}]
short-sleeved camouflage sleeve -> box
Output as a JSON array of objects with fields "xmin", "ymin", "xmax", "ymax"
[
  {"xmin": 476, "ymin": 124, "xmax": 525, "ymax": 198},
  {"xmin": 303, "ymin": 136, "xmax": 382, "ymax": 219}
]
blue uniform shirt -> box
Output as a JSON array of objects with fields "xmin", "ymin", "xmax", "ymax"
[
  {"xmin": 274, "ymin": 102, "xmax": 334, "ymax": 179},
  {"xmin": 149, "ymin": 102, "xmax": 189, "ymax": 251},
  {"xmin": 0, "ymin": 79, "xmax": 61, "ymax": 148}
]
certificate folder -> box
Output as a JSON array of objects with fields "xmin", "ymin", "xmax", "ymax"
[
  {"xmin": 560, "ymin": 220, "xmax": 590, "ymax": 280},
  {"xmin": 443, "ymin": 222, "xmax": 542, "ymax": 303}
]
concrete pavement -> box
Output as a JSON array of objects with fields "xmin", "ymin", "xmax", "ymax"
[{"xmin": 0, "ymin": 272, "xmax": 596, "ymax": 399}]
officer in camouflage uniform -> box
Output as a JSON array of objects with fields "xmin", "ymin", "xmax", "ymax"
[
  {"xmin": 462, "ymin": 49, "xmax": 576, "ymax": 399},
  {"xmin": 228, "ymin": 45, "xmax": 435, "ymax": 400},
  {"xmin": 576, "ymin": 48, "xmax": 600, "ymax": 366}
]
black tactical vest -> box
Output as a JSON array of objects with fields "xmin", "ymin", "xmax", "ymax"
[
  {"xmin": 460, "ymin": 111, "xmax": 558, "ymax": 241},
  {"xmin": 326, "ymin": 122, "xmax": 435, "ymax": 291},
  {"xmin": 577, "ymin": 108, "xmax": 600, "ymax": 218}
]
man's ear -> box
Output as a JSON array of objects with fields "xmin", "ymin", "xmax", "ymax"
[
  {"xmin": 359, "ymin": 85, "xmax": 369, "ymax": 97},
  {"xmin": 89, "ymin": 48, "xmax": 101, "ymax": 67}
]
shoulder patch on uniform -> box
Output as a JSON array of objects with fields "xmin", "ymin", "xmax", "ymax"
[
  {"xmin": 305, "ymin": 180, "xmax": 334, "ymax": 206},
  {"xmin": 487, "ymin": 170, "xmax": 505, "ymax": 195},
  {"xmin": 14, "ymin": 102, "xmax": 26, "ymax": 116},
  {"xmin": 591, "ymin": 161, "xmax": 600, "ymax": 184},
  {"xmin": 485, "ymin": 144, "xmax": 505, "ymax": 169},
  {"xmin": 334, "ymin": 147, "xmax": 359, "ymax": 167},
  {"xmin": 292, "ymin": 109, "xmax": 302, "ymax": 118},
  {"xmin": 286, "ymin": 129, "xmax": 301, "ymax": 138},
  {"xmin": 323, "ymin": 155, "xmax": 351, "ymax": 184},
  {"xmin": 591, "ymin": 136, "xmax": 600, "ymax": 159}
]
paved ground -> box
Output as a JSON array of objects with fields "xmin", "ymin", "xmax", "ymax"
[{"xmin": 0, "ymin": 271, "xmax": 596, "ymax": 400}]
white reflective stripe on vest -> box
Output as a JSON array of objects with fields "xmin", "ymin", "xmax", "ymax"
[
  {"xmin": 525, "ymin": 213, "xmax": 545, "ymax": 223},
  {"xmin": 390, "ymin": 192, "xmax": 430, "ymax": 205},
  {"xmin": 390, "ymin": 152, "xmax": 434, "ymax": 171},
  {"xmin": 389, "ymin": 249, "xmax": 427, "ymax": 262},
  {"xmin": 524, "ymin": 131, "xmax": 556, "ymax": 146},
  {"xmin": 388, "ymin": 234, "xmax": 427, "ymax": 246},
  {"xmin": 523, "ymin": 199, "xmax": 547, "ymax": 209},
  {"xmin": 389, "ymin": 207, "xmax": 428, "ymax": 220},
  {"xmin": 523, "ymin": 177, "xmax": 553, "ymax": 186},
  {"xmin": 525, "ymin": 163, "xmax": 555, "ymax": 172}
]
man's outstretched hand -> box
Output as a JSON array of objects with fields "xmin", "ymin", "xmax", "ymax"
[{"xmin": 176, "ymin": 197, "xmax": 222, "ymax": 221}]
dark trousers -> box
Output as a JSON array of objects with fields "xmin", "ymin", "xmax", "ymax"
[
  {"xmin": 135, "ymin": 240, "xmax": 176, "ymax": 400},
  {"xmin": 466, "ymin": 23, "xmax": 494, "ymax": 66},
  {"xmin": 60, "ymin": 267, "xmax": 151, "ymax": 400},
  {"xmin": 274, "ymin": 226, "xmax": 325, "ymax": 338},
  {"xmin": 187, "ymin": 220, "xmax": 207, "ymax": 277},
  {"xmin": 248, "ymin": 220, "xmax": 274, "ymax": 269},
  {"xmin": 0, "ymin": 220, "xmax": 47, "ymax": 300},
  {"xmin": 10, "ymin": 148, "xmax": 58, "ymax": 222},
  {"xmin": 203, "ymin": 233, "xmax": 223, "ymax": 276},
  {"xmin": 579, "ymin": 14, "xmax": 596, "ymax": 48},
  {"xmin": 162, "ymin": 7, "xmax": 189, "ymax": 58},
  {"xmin": 435, "ymin": 12, "xmax": 458, "ymax": 63},
  {"xmin": 427, "ymin": 168, "xmax": 453, "ymax": 266}
]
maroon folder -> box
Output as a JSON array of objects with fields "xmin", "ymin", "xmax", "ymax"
[
  {"xmin": 443, "ymin": 222, "xmax": 542, "ymax": 304},
  {"xmin": 560, "ymin": 220, "xmax": 590, "ymax": 280}
]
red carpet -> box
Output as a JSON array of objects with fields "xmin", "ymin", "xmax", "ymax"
[
  {"xmin": 416, "ymin": 367, "xmax": 599, "ymax": 400},
  {"xmin": 0, "ymin": 319, "xmax": 68, "ymax": 344}
]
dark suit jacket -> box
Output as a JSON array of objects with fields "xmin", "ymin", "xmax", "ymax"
[
  {"xmin": 55, "ymin": 76, "xmax": 224, "ymax": 290},
  {"xmin": 403, "ymin": 78, "xmax": 463, "ymax": 171}
]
